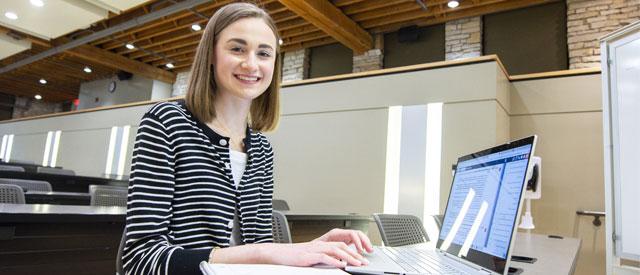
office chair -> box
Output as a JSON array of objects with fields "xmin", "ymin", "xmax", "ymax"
[
  {"xmin": 36, "ymin": 166, "xmax": 75, "ymax": 176},
  {"xmin": 272, "ymin": 199, "xmax": 290, "ymax": 211},
  {"xmin": 116, "ymin": 228, "xmax": 126, "ymax": 275},
  {"xmin": 272, "ymin": 210, "xmax": 292, "ymax": 243},
  {"xmin": 433, "ymin": 214, "xmax": 444, "ymax": 231},
  {"xmin": 0, "ymin": 178, "xmax": 51, "ymax": 192},
  {"xmin": 0, "ymin": 165, "xmax": 25, "ymax": 172},
  {"xmin": 89, "ymin": 185, "xmax": 128, "ymax": 207},
  {"xmin": 373, "ymin": 214, "xmax": 430, "ymax": 247},
  {"xmin": 0, "ymin": 184, "xmax": 25, "ymax": 204}
]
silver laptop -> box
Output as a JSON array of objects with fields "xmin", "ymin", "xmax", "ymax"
[{"xmin": 347, "ymin": 136, "xmax": 537, "ymax": 275}]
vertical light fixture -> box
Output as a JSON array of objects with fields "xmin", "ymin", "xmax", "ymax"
[
  {"xmin": 423, "ymin": 102, "xmax": 443, "ymax": 239},
  {"xmin": 42, "ymin": 131, "xmax": 53, "ymax": 166},
  {"xmin": 384, "ymin": 106, "xmax": 403, "ymax": 214},
  {"xmin": 116, "ymin": 125, "xmax": 131, "ymax": 176},
  {"xmin": 5, "ymin": 134, "xmax": 14, "ymax": 162},
  {"xmin": 50, "ymin": 130, "xmax": 61, "ymax": 167},
  {"xmin": 0, "ymin": 135, "xmax": 8, "ymax": 161},
  {"xmin": 105, "ymin": 126, "xmax": 118, "ymax": 176}
]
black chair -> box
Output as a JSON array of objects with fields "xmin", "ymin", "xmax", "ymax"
[
  {"xmin": 272, "ymin": 199, "xmax": 290, "ymax": 211},
  {"xmin": 0, "ymin": 164, "xmax": 25, "ymax": 172},
  {"xmin": 0, "ymin": 178, "xmax": 51, "ymax": 192},
  {"xmin": 36, "ymin": 166, "xmax": 75, "ymax": 176},
  {"xmin": 0, "ymin": 183, "xmax": 25, "ymax": 204},
  {"xmin": 89, "ymin": 185, "xmax": 128, "ymax": 207},
  {"xmin": 373, "ymin": 214, "xmax": 429, "ymax": 247},
  {"xmin": 272, "ymin": 210, "xmax": 292, "ymax": 243}
]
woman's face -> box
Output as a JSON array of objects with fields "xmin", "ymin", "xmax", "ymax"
[{"xmin": 213, "ymin": 17, "xmax": 277, "ymax": 102}]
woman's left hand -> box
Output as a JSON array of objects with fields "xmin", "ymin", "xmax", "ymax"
[{"xmin": 313, "ymin": 228, "xmax": 374, "ymax": 255}]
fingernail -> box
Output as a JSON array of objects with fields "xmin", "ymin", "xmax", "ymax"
[{"xmin": 362, "ymin": 258, "xmax": 370, "ymax": 265}]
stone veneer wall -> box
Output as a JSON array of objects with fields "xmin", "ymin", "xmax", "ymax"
[
  {"xmin": 12, "ymin": 97, "xmax": 63, "ymax": 119},
  {"xmin": 567, "ymin": 0, "xmax": 640, "ymax": 68},
  {"xmin": 172, "ymin": 71, "xmax": 190, "ymax": 97},
  {"xmin": 282, "ymin": 49, "xmax": 309, "ymax": 83},
  {"xmin": 445, "ymin": 17, "xmax": 483, "ymax": 60}
]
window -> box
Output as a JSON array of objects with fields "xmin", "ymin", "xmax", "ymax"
[
  {"xmin": 384, "ymin": 24, "xmax": 445, "ymax": 68},
  {"xmin": 309, "ymin": 43, "xmax": 353, "ymax": 78}
]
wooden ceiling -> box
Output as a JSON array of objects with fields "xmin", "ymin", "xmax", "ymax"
[{"xmin": 0, "ymin": 0, "xmax": 558, "ymax": 102}]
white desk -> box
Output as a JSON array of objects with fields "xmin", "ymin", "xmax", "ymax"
[{"xmin": 511, "ymin": 233, "xmax": 581, "ymax": 274}]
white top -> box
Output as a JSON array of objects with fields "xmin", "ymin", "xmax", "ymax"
[{"xmin": 229, "ymin": 149, "xmax": 247, "ymax": 246}]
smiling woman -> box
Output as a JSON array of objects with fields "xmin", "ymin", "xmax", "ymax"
[{"xmin": 122, "ymin": 3, "xmax": 372, "ymax": 275}]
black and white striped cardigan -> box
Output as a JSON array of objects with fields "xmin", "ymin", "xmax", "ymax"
[{"xmin": 123, "ymin": 100, "xmax": 274, "ymax": 275}]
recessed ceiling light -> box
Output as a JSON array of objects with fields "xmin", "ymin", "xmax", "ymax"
[
  {"xmin": 166, "ymin": 63, "xmax": 175, "ymax": 69},
  {"xmin": 34, "ymin": 94, "xmax": 42, "ymax": 100},
  {"xmin": 125, "ymin": 43, "xmax": 135, "ymax": 50},
  {"xmin": 83, "ymin": 66, "xmax": 92, "ymax": 73},
  {"xmin": 191, "ymin": 24, "xmax": 202, "ymax": 31},
  {"xmin": 447, "ymin": 0, "xmax": 459, "ymax": 8},
  {"xmin": 4, "ymin": 12, "xmax": 18, "ymax": 20},
  {"xmin": 39, "ymin": 78, "xmax": 47, "ymax": 84},
  {"xmin": 30, "ymin": 0, "xmax": 44, "ymax": 7},
  {"xmin": 278, "ymin": 39, "xmax": 283, "ymax": 45}
]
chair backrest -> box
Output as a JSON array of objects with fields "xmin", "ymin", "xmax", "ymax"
[
  {"xmin": 272, "ymin": 210, "xmax": 292, "ymax": 243},
  {"xmin": 0, "ymin": 165, "xmax": 25, "ymax": 172},
  {"xmin": 433, "ymin": 214, "xmax": 444, "ymax": 231},
  {"xmin": 90, "ymin": 185, "xmax": 128, "ymax": 207},
  {"xmin": 272, "ymin": 199, "xmax": 290, "ymax": 211},
  {"xmin": 37, "ymin": 166, "xmax": 75, "ymax": 176},
  {"xmin": 373, "ymin": 214, "xmax": 430, "ymax": 247},
  {"xmin": 0, "ymin": 178, "xmax": 52, "ymax": 192},
  {"xmin": 116, "ymin": 228, "xmax": 126, "ymax": 275},
  {"xmin": 0, "ymin": 184, "xmax": 25, "ymax": 204}
]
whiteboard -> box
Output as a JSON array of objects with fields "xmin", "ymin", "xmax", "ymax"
[{"xmin": 607, "ymin": 27, "xmax": 640, "ymax": 260}]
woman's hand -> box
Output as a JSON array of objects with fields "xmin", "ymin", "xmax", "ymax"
[
  {"xmin": 262, "ymin": 241, "xmax": 368, "ymax": 268},
  {"xmin": 313, "ymin": 228, "xmax": 374, "ymax": 255}
]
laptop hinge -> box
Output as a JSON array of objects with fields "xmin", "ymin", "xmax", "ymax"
[{"xmin": 478, "ymin": 268, "xmax": 492, "ymax": 275}]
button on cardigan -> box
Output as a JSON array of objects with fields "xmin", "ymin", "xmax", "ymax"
[{"xmin": 122, "ymin": 100, "xmax": 274, "ymax": 275}]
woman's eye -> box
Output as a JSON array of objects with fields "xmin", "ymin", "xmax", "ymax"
[
  {"xmin": 230, "ymin": 47, "xmax": 243, "ymax": 53},
  {"xmin": 258, "ymin": 51, "xmax": 272, "ymax": 58}
]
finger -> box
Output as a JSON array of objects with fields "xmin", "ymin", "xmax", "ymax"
[
  {"xmin": 357, "ymin": 231, "xmax": 374, "ymax": 253},
  {"xmin": 349, "ymin": 231, "xmax": 364, "ymax": 254},
  {"xmin": 325, "ymin": 243, "xmax": 363, "ymax": 266},
  {"xmin": 316, "ymin": 254, "xmax": 346, "ymax": 268}
]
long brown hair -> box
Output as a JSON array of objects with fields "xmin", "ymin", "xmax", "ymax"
[{"xmin": 185, "ymin": 2, "xmax": 281, "ymax": 132}]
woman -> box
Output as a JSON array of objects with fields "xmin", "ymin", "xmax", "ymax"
[{"xmin": 123, "ymin": 3, "xmax": 373, "ymax": 274}]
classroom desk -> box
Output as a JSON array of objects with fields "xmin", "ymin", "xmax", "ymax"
[
  {"xmin": 284, "ymin": 212, "xmax": 373, "ymax": 243},
  {"xmin": 24, "ymin": 190, "xmax": 91, "ymax": 205},
  {"xmin": 511, "ymin": 233, "xmax": 581, "ymax": 274},
  {"xmin": 0, "ymin": 204, "xmax": 125, "ymax": 275},
  {"xmin": 0, "ymin": 170, "xmax": 127, "ymax": 192}
]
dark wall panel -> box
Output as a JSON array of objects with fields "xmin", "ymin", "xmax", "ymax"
[
  {"xmin": 383, "ymin": 24, "xmax": 445, "ymax": 69},
  {"xmin": 484, "ymin": 2, "xmax": 568, "ymax": 75},
  {"xmin": 309, "ymin": 43, "xmax": 353, "ymax": 78}
]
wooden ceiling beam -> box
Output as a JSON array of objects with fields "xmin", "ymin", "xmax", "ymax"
[
  {"xmin": 278, "ymin": 0, "xmax": 372, "ymax": 53},
  {"xmin": 332, "ymin": 0, "xmax": 367, "ymax": 7},
  {"xmin": 66, "ymin": 44, "xmax": 176, "ymax": 83},
  {"xmin": 281, "ymin": 36, "xmax": 337, "ymax": 52},
  {"xmin": 342, "ymin": 0, "xmax": 411, "ymax": 15},
  {"xmin": 127, "ymin": 36, "xmax": 201, "ymax": 60},
  {"xmin": 370, "ymin": 0, "xmax": 559, "ymax": 33},
  {"xmin": 351, "ymin": 1, "xmax": 450, "ymax": 22}
]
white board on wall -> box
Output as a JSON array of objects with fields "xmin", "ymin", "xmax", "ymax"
[{"xmin": 604, "ymin": 23, "xmax": 640, "ymax": 262}]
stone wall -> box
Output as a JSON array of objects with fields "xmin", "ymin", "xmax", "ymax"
[
  {"xmin": 282, "ymin": 49, "xmax": 309, "ymax": 83},
  {"xmin": 172, "ymin": 71, "xmax": 190, "ymax": 97},
  {"xmin": 352, "ymin": 49, "xmax": 384, "ymax": 73},
  {"xmin": 445, "ymin": 17, "xmax": 483, "ymax": 60},
  {"xmin": 567, "ymin": 0, "xmax": 640, "ymax": 68},
  {"xmin": 12, "ymin": 97, "xmax": 64, "ymax": 119}
]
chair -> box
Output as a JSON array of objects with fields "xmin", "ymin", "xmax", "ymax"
[
  {"xmin": 0, "ymin": 178, "xmax": 52, "ymax": 192},
  {"xmin": 0, "ymin": 184, "xmax": 25, "ymax": 204},
  {"xmin": 373, "ymin": 214, "xmax": 430, "ymax": 247},
  {"xmin": 90, "ymin": 185, "xmax": 128, "ymax": 207},
  {"xmin": 0, "ymin": 165, "xmax": 25, "ymax": 172},
  {"xmin": 272, "ymin": 199, "xmax": 290, "ymax": 211},
  {"xmin": 116, "ymin": 228, "xmax": 126, "ymax": 275},
  {"xmin": 37, "ymin": 166, "xmax": 75, "ymax": 176},
  {"xmin": 433, "ymin": 214, "xmax": 444, "ymax": 231},
  {"xmin": 272, "ymin": 210, "xmax": 292, "ymax": 243}
]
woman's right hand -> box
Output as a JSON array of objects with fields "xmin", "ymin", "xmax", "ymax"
[{"xmin": 262, "ymin": 241, "xmax": 369, "ymax": 268}]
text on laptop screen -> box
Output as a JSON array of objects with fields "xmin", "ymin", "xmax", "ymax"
[{"xmin": 438, "ymin": 143, "xmax": 532, "ymax": 259}]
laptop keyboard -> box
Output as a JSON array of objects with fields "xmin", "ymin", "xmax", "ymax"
[{"xmin": 381, "ymin": 247, "xmax": 469, "ymax": 275}]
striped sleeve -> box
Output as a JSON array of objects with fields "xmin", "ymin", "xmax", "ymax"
[
  {"xmin": 253, "ymin": 137, "xmax": 274, "ymax": 243},
  {"xmin": 122, "ymin": 112, "xmax": 209, "ymax": 275}
]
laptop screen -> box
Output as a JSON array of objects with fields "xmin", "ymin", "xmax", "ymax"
[{"xmin": 436, "ymin": 136, "xmax": 535, "ymax": 274}]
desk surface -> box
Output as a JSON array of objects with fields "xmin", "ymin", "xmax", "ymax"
[{"xmin": 511, "ymin": 233, "xmax": 581, "ymax": 275}]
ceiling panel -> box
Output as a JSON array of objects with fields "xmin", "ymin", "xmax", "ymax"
[
  {"xmin": 0, "ymin": 0, "xmax": 109, "ymax": 40},
  {"xmin": 87, "ymin": 0, "xmax": 151, "ymax": 13},
  {"xmin": 0, "ymin": 32, "xmax": 31, "ymax": 60}
]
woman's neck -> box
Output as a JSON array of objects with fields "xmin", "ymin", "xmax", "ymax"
[{"xmin": 208, "ymin": 92, "xmax": 251, "ymax": 150}]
